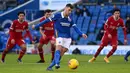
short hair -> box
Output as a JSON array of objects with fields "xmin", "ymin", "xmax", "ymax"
[
  {"xmin": 113, "ymin": 8, "xmax": 120, "ymax": 14},
  {"xmin": 44, "ymin": 9, "xmax": 52, "ymax": 13},
  {"xmin": 66, "ymin": 3, "xmax": 73, "ymax": 9},
  {"xmin": 18, "ymin": 11, "xmax": 25, "ymax": 16}
]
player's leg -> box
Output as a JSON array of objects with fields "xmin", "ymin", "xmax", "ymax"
[
  {"xmin": 50, "ymin": 36, "xmax": 56, "ymax": 61},
  {"xmin": 17, "ymin": 39, "xmax": 26, "ymax": 63},
  {"xmin": 54, "ymin": 38, "xmax": 71, "ymax": 69},
  {"xmin": 37, "ymin": 43, "xmax": 45, "ymax": 63},
  {"xmin": 104, "ymin": 36, "xmax": 118, "ymax": 63},
  {"xmin": 47, "ymin": 45, "xmax": 62, "ymax": 71},
  {"xmin": 38, "ymin": 37, "xmax": 51, "ymax": 63},
  {"xmin": 89, "ymin": 34, "xmax": 108, "ymax": 63},
  {"xmin": 47, "ymin": 38, "xmax": 63, "ymax": 70},
  {"xmin": 1, "ymin": 38, "xmax": 15, "ymax": 63},
  {"xmin": 124, "ymin": 50, "xmax": 130, "ymax": 61},
  {"xmin": 47, "ymin": 38, "xmax": 71, "ymax": 70}
]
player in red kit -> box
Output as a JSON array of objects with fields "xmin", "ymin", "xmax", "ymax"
[
  {"xmin": 89, "ymin": 9, "xmax": 127, "ymax": 63},
  {"xmin": 36, "ymin": 9, "xmax": 55, "ymax": 63},
  {"xmin": 1, "ymin": 12, "xmax": 34, "ymax": 63}
]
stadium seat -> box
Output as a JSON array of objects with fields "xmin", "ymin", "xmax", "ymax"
[
  {"xmin": 0, "ymin": 1, "xmax": 6, "ymax": 10},
  {"xmin": 122, "ymin": 5, "xmax": 127, "ymax": 9},
  {"xmin": 6, "ymin": 0, "xmax": 17, "ymax": 7},
  {"xmin": 88, "ymin": 24, "xmax": 96, "ymax": 33}
]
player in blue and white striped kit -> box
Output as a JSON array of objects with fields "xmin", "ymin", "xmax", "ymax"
[{"xmin": 33, "ymin": 4, "xmax": 87, "ymax": 71}]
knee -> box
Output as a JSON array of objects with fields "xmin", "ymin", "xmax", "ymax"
[
  {"xmin": 56, "ymin": 45, "xmax": 62, "ymax": 51},
  {"xmin": 112, "ymin": 45, "xmax": 117, "ymax": 49},
  {"xmin": 38, "ymin": 43, "xmax": 43, "ymax": 49},
  {"xmin": 21, "ymin": 45, "xmax": 26, "ymax": 50},
  {"xmin": 5, "ymin": 48, "xmax": 9, "ymax": 52},
  {"xmin": 50, "ymin": 40, "xmax": 55, "ymax": 44},
  {"xmin": 63, "ymin": 48, "xmax": 68, "ymax": 52}
]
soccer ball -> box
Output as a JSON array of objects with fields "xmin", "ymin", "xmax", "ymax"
[{"xmin": 68, "ymin": 59, "xmax": 79, "ymax": 69}]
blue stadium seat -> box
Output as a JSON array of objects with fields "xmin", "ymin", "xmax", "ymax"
[
  {"xmin": 88, "ymin": 24, "xmax": 96, "ymax": 32},
  {"xmin": 122, "ymin": 5, "xmax": 127, "ymax": 9},
  {"xmin": 97, "ymin": 23, "xmax": 103, "ymax": 29},
  {"xmin": 76, "ymin": 16, "xmax": 84, "ymax": 29},
  {"xmin": 116, "ymin": 5, "xmax": 122, "ymax": 9}
]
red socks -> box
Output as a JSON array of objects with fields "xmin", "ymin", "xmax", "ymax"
[
  {"xmin": 1, "ymin": 50, "xmax": 8, "ymax": 60},
  {"xmin": 18, "ymin": 49, "xmax": 26, "ymax": 59},
  {"xmin": 107, "ymin": 46, "xmax": 117, "ymax": 58},
  {"xmin": 38, "ymin": 48, "xmax": 44, "ymax": 61},
  {"xmin": 94, "ymin": 46, "xmax": 104, "ymax": 58}
]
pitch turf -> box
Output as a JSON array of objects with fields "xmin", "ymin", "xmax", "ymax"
[{"xmin": 0, "ymin": 54, "xmax": 129, "ymax": 73}]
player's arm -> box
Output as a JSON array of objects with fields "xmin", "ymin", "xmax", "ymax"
[
  {"xmin": 72, "ymin": 24, "xmax": 87, "ymax": 39},
  {"xmin": 34, "ymin": 14, "xmax": 57, "ymax": 29},
  {"xmin": 104, "ymin": 18, "xmax": 112, "ymax": 39},
  {"xmin": 25, "ymin": 24, "xmax": 34, "ymax": 43},
  {"xmin": 104, "ymin": 19, "xmax": 110, "ymax": 35},
  {"xmin": 9, "ymin": 21, "xmax": 16, "ymax": 44},
  {"xmin": 39, "ymin": 27, "xmax": 46, "ymax": 39},
  {"xmin": 120, "ymin": 19, "xmax": 127, "ymax": 44},
  {"xmin": 34, "ymin": 19, "xmax": 51, "ymax": 29},
  {"xmin": 9, "ymin": 21, "xmax": 15, "ymax": 39}
]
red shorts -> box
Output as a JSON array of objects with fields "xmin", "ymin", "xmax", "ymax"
[
  {"xmin": 6, "ymin": 38, "xmax": 25, "ymax": 49},
  {"xmin": 100, "ymin": 33, "xmax": 118, "ymax": 46},
  {"xmin": 39, "ymin": 36, "xmax": 55, "ymax": 44}
]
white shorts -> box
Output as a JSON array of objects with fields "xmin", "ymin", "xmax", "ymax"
[{"xmin": 56, "ymin": 37, "xmax": 72, "ymax": 49}]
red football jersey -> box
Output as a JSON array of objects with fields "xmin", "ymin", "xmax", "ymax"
[
  {"xmin": 9, "ymin": 19, "xmax": 29, "ymax": 39},
  {"xmin": 104, "ymin": 16, "xmax": 127, "ymax": 39},
  {"xmin": 40, "ymin": 16, "xmax": 54, "ymax": 36}
]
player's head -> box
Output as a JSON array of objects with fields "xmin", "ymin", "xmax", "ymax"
[
  {"xmin": 113, "ymin": 8, "xmax": 120, "ymax": 18},
  {"xmin": 18, "ymin": 11, "xmax": 25, "ymax": 21},
  {"xmin": 44, "ymin": 9, "xmax": 52, "ymax": 18},
  {"xmin": 64, "ymin": 4, "xmax": 73, "ymax": 16}
]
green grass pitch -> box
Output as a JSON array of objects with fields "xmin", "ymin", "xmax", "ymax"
[{"xmin": 0, "ymin": 54, "xmax": 129, "ymax": 73}]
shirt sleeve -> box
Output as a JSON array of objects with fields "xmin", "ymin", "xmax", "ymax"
[
  {"xmin": 71, "ymin": 19, "xmax": 83, "ymax": 36},
  {"xmin": 104, "ymin": 18, "xmax": 110, "ymax": 35}
]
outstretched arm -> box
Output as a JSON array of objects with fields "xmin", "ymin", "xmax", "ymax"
[
  {"xmin": 72, "ymin": 24, "xmax": 87, "ymax": 39},
  {"xmin": 72, "ymin": 24, "xmax": 83, "ymax": 36},
  {"xmin": 34, "ymin": 18, "xmax": 51, "ymax": 29}
]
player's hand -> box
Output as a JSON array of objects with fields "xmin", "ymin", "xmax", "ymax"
[
  {"xmin": 32, "ymin": 25, "xmax": 35, "ymax": 29},
  {"xmin": 82, "ymin": 34, "xmax": 87, "ymax": 39},
  {"xmin": 42, "ymin": 34, "xmax": 46, "ymax": 39},
  {"xmin": 11, "ymin": 39, "xmax": 15, "ymax": 44},
  {"xmin": 50, "ymin": 36, "xmax": 56, "ymax": 44},
  {"xmin": 31, "ymin": 41, "xmax": 35, "ymax": 44},
  {"xmin": 108, "ymin": 34, "xmax": 112, "ymax": 39},
  {"xmin": 124, "ymin": 39, "xmax": 127, "ymax": 45}
]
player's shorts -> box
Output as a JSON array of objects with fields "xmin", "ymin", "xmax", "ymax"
[
  {"xmin": 56, "ymin": 37, "xmax": 72, "ymax": 49},
  {"xmin": 39, "ymin": 36, "xmax": 55, "ymax": 44},
  {"xmin": 100, "ymin": 33, "xmax": 118, "ymax": 46},
  {"xmin": 6, "ymin": 38, "xmax": 25, "ymax": 49}
]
